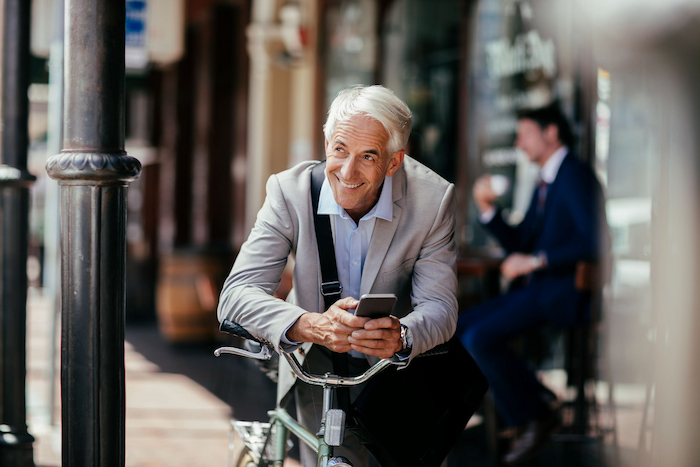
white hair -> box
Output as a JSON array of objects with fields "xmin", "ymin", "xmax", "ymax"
[{"xmin": 323, "ymin": 85, "xmax": 412, "ymax": 155}]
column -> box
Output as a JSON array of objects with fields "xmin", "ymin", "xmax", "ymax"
[{"xmin": 45, "ymin": 1, "xmax": 141, "ymax": 465}]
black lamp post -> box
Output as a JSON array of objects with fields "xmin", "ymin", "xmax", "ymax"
[
  {"xmin": 0, "ymin": 0, "xmax": 36, "ymax": 465},
  {"xmin": 46, "ymin": 1, "xmax": 141, "ymax": 465}
]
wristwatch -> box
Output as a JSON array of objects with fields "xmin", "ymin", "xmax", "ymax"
[
  {"xmin": 399, "ymin": 324, "xmax": 413, "ymax": 353},
  {"xmin": 530, "ymin": 251, "xmax": 547, "ymax": 270}
]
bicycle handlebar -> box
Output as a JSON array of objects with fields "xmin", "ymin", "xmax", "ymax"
[
  {"xmin": 214, "ymin": 319, "xmax": 397, "ymax": 388},
  {"xmin": 283, "ymin": 352, "xmax": 394, "ymax": 388}
]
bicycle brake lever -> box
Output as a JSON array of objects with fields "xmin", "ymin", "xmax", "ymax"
[{"xmin": 214, "ymin": 345, "xmax": 273, "ymax": 360}]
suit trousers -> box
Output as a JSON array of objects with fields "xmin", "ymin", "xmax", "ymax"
[
  {"xmin": 456, "ymin": 275, "xmax": 583, "ymax": 427},
  {"xmin": 295, "ymin": 345, "xmax": 381, "ymax": 467}
]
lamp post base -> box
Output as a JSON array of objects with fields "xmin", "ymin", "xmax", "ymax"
[{"xmin": 0, "ymin": 427, "xmax": 35, "ymax": 467}]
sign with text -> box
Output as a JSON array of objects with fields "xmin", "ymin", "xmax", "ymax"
[{"xmin": 32, "ymin": 0, "xmax": 184, "ymax": 70}]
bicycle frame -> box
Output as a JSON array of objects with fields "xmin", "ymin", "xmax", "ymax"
[
  {"xmin": 216, "ymin": 342, "xmax": 395, "ymax": 467},
  {"xmin": 230, "ymin": 406, "xmax": 326, "ymax": 467}
]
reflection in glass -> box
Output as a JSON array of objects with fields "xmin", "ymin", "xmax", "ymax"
[
  {"xmin": 381, "ymin": 0, "xmax": 462, "ymax": 182},
  {"xmin": 324, "ymin": 0, "xmax": 378, "ymax": 109}
]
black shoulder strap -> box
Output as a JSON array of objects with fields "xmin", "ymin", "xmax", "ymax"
[
  {"xmin": 310, "ymin": 161, "xmax": 350, "ymax": 410},
  {"xmin": 310, "ymin": 161, "xmax": 343, "ymax": 310}
]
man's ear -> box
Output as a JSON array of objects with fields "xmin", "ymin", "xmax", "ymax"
[
  {"xmin": 385, "ymin": 150, "xmax": 405, "ymax": 177},
  {"xmin": 325, "ymin": 139, "xmax": 329, "ymax": 151},
  {"xmin": 543, "ymin": 124, "xmax": 559, "ymax": 145}
]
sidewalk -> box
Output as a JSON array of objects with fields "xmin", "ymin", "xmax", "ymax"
[
  {"xmin": 25, "ymin": 288, "xmax": 648, "ymax": 467},
  {"xmin": 25, "ymin": 289, "xmax": 300, "ymax": 467}
]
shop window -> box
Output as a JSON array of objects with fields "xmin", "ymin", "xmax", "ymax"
[
  {"xmin": 464, "ymin": 0, "xmax": 577, "ymax": 249},
  {"xmin": 323, "ymin": 0, "xmax": 379, "ymax": 108},
  {"xmin": 380, "ymin": 0, "xmax": 463, "ymax": 182},
  {"xmin": 322, "ymin": 0, "xmax": 462, "ymax": 183}
]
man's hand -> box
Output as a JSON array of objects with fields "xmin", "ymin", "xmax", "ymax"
[
  {"xmin": 500, "ymin": 253, "xmax": 543, "ymax": 280},
  {"xmin": 348, "ymin": 316, "xmax": 402, "ymax": 359},
  {"xmin": 287, "ymin": 297, "xmax": 369, "ymax": 352},
  {"xmin": 472, "ymin": 174, "xmax": 498, "ymax": 214}
]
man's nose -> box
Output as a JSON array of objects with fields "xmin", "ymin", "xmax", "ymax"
[{"xmin": 340, "ymin": 156, "xmax": 358, "ymax": 178}]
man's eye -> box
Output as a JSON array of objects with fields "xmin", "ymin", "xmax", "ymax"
[{"xmin": 364, "ymin": 154, "xmax": 375, "ymax": 161}]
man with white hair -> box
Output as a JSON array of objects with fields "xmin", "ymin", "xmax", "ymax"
[{"xmin": 217, "ymin": 85, "xmax": 458, "ymax": 466}]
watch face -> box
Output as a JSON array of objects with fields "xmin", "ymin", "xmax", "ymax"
[
  {"xmin": 400, "ymin": 325, "xmax": 411, "ymax": 350},
  {"xmin": 404, "ymin": 326, "xmax": 413, "ymax": 348}
]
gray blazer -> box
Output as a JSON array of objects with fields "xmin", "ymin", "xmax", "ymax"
[{"xmin": 217, "ymin": 156, "xmax": 458, "ymax": 403}]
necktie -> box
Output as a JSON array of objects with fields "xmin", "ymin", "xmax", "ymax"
[{"xmin": 537, "ymin": 179, "xmax": 548, "ymax": 214}]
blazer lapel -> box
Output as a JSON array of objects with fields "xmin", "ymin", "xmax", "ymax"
[
  {"xmin": 527, "ymin": 155, "xmax": 571, "ymax": 248},
  {"xmin": 360, "ymin": 165, "xmax": 405, "ymax": 295}
]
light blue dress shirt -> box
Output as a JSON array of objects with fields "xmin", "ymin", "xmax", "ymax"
[
  {"xmin": 317, "ymin": 175, "xmax": 394, "ymax": 302},
  {"xmin": 281, "ymin": 174, "xmax": 394, "ymax": 355},
  {"xmin": 318, "ymin": 175, "xmax": 393, "ymax": 358}
]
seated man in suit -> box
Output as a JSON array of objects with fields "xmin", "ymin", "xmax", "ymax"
[
  {"xmin": 456, "ymin": 103, "xmax": 608, "ymax": 465},
  {"xmin": 218, "ymin": 85, "xmax": 458, "ymax": 466}
]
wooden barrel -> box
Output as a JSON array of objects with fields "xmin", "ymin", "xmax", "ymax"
[{"xmin": 156, "ymin": 250, "xmax": 230, "ymax": 343}]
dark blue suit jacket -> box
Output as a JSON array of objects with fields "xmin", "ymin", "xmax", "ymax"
[{"xmin": 484, "ymin": 153, "xmax": 608, "ymax": 325}]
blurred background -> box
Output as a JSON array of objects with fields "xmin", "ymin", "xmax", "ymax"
[{"xmin": 14, "ymin": 0, "xmax": 700, "ymax": 465}]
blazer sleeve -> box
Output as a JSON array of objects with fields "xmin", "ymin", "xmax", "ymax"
[
  {"xmin": 216, "ymin": 173, "xmax": 307, "ymax": 351},
  {"xmin": 483, "ymin": 189, "xmax": 539, "ymax": 253},
  {"xmin": 400, "ymin": 183, "xmax": 459, "ymax": 359}
]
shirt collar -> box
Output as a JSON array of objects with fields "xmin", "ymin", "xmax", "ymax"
[
  {"xmin": 318, "ymin": 174, "xmax": 394, "ymax": 222},
  {"xmin": 540, "ymin": 146, "xmax": 568, "ymax": 184}
]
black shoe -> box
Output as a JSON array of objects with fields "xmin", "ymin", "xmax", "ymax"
[{"xmin": 503, "ymin": 410, "xmax": 560, "ymax": 465}]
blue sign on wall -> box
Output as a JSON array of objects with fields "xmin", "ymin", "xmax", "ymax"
[{"xmin": 126, "ymin": 0, "xmax": 147, "ymax": 48}]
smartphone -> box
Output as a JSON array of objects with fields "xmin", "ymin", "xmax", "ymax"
[{"xmin": 354, "ymin": 293, "xmax": 397, "ymax": 319}]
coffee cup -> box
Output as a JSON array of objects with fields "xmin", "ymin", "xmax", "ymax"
[{"xmin": 490, "ymin": 174, "xmax": 509, "ymax": 196}]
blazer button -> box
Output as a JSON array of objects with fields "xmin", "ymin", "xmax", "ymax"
[{"xmin": 298, "ymin": 348, "xmax": 305, "ymax": 357}]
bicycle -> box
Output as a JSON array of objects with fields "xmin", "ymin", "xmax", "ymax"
[{"xmin": 214, "ymin": 319, "xmax": 395, "ymax": 467}]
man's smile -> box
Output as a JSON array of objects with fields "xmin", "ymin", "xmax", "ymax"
[{"xmin": 336, "ymin": 175, "xmax": 363, "ymax": 189}]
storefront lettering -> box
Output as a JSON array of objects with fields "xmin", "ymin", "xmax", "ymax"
[
  {"xmin": 485, "ymin": 30, "xmax": 556, "ymax": 80},
  {"xmin": 482, "ymin": 147, "xmax": 520, "ymax": 167},
  {"xmin": 495, "ymin": 87, "xmax": 551, "ymax": 112}
]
